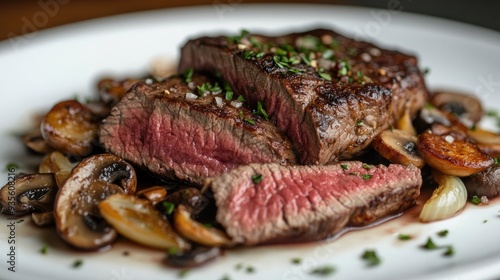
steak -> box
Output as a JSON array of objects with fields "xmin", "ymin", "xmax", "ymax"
[
  {"xmin": 179, "ymin": 28, "xmax": 429, "ymax": 164},
  {"xmin": 99, "ymin": 74, "xmax": 296, "ymax": 185},
  {"xmin": 208, "ymin": 162, "xmax": 421, "ymax": 245}
]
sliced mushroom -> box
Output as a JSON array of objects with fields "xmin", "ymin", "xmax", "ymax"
[
  {"xmin": 462, "ymin": 163, "xmax": 500, "ymax": 198},
  {"xmin": 173, "ymin": 204, "xmax": 232, "ymax": 247},
  {"xmin": 414, "ymin": 105, "xmax": 452, "ymax": 133},
  {"xmin": 23, "ymin": 133, "xmax": 53, "ymax": 154},
  {"xmin": 417, "ymin": 129, "xmax": 494, "ymax": 176},
  {"xmin": 430, "ymin": 91, "xmax": 483, "ymax": 125},
  {"xmin": 0, "ymin": 173, "xmax": 57, "ymax": 216},
  {"xmin": 396, "ymin": 108, "xmax": 417, "ymax": 136},
  {"xmin": 158, "ymin": 188, "xmax": 209, "ymax": 216},
  {"xmin": 137, "ymin": 186, "xmax": 168, "ymax": 205},
  {"xmin": 41, "ymin": 100, "xmax": 99, "ymax": 157},
  {"xmin": 97, "ymin": 78, "xmax": 139, "ymax": 105},
  {"xmin": 467, "ymin": 127, "xmax": 500, "ymax": 145},
  {"xmin": 39, "ymin": 151, "xmax": 75, "ymax": 187},
  {"xmin": 372, "ymin": 129, "xmax": 424, "ymax": 168},
  {"xmin": 54, "ymin": 154, "xmax": 137, "ymax": 250},
  {"xmin": 32, "ymin": 211, "xmax": 55, "ymax": 227},
  {"xmin": 98, "ymin": 193, "xmax": 191, "ymax": 251},
  {"xmin": 83, "ymin": 100, "xmax": 112, "ymax": 119}
]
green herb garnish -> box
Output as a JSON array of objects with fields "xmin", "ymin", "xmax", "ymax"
[
  {"xmin": 244, "ymin": 51, "xmax": 255, "ymax": 60},
  {"xmin": 291, "ymin": 258, "xmax": 302, "ymax": 264},
  {"xmin": 184, "ymin": 68, "xmax": 194, "ymax": 83},
  {"xmin": 237, "ymin": 95, "xmax": 245, "ymax": 102},
  {"xmin": 167, "ymin": 247, "xmax": 179, "ymax": 255},
  {"xmin": 349, "ymin": 172, "xmax": 358, "ymax": 176},
  {"xmin": 356, "ymin": 121, "xmax": 364, "ymax": 127},
  {"xmin": 340, "ymin": 164, "xmax": 349, "ymax": 170},
  {"xmin": 310, "ymin": 265, "xmax": 335, "ymax": 276},
  {"xmin": 225, "ymin": 90, "xmax": 234, "ymax": 101},
  {"xmin": 362, "ymin": 174, "xmax": 373, "ymax": 180},
  {"xmin": 246, "ymin": 266, "xmax": 255, "ymax": 273},
  {"xmin": 318, "ymin": 71, "xmax": 332, "ymax": 81},
  {"xmin": 252, "ymin": 174, "xmax": 263, "ymax": 184},
  {"xmin": 178, "ymin": 269, "xmax": 189, "ymax": 278},
  {"xmin": 244, "ymin": 119, "xmax": 255, "ymax": 125},
  {"xmin": 398, "ymin": 234, "xmax": 412, "ymax": 240},
  {"xmin": 72, "ymin": 259, "xmax": 83, "ymax": 268},
  {"xmin": 5, "ymin": 162, "xmax": 19, "ymax": 172},
  {"xmin": 362, "ymin": 164, "xmax": 371, "ymax": 170},
  {"xmin": 421, "ymin": 238, "xmax": 438, "ymax": 250},
  {"xmin": 470, "ymin": 195, "xmax": 481, "ymax": 205},
  {"xmin": 361, "ymin": 249, "xmax": 381, "ymax": 266},
  {"xmin": 40, "ymin": 245, "xmax": 48, "ymax": 254},
  {"xmin": 256, "ymin": 101, "xmax": 269, "ymax": 121},
  {"xmin": 443, "ymin": 246, "xmax": 455, "ymax": 257},
  {"xmin": 437, "ymin": 229, "xmax": 449, "ymax": 237},
  {"xmin": 494, "ymin": 157, "xmax": 499, "ymax": 165},
  {"xmin": 162, "ymin": 201, "xmax": 175, "ymax": 215},
  {"xmin": 16, "ymin": 219, "xmax": 24, "ymax": 224},
  {"xmin": 228, "ymin": 29, "xmax": 249, "ymax": 44}
]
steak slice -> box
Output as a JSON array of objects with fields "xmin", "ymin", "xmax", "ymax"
[
  {"xmin": 179, "ymin": 28, "xmax": 429, "ymax": 164},
  {"xmin": 99, "ymin": 74, "xmax": 296, "ymax": 185},
  {"xmin": 208, "ymin": 162, "xmax": 421, "ymax": 245}
]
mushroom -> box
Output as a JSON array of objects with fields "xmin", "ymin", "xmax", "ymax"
[
  {"xmin": 417, "ymin": 127, "xmax": 494, "ymax": 176},
  {"xmin": 40, "ymin": 100, "xmax": 99, "ymax": 157},
  {"xmin": 395, "ymin": 108, "xmax": 417, "ymax": 136},
  {"xmin": 372, "ymin": 129, "xmax": 425, "ymax": 168},
  {"xmin": 430, "ymin": 91, "xmax": 483, "ymax": 125},
  {"xmin": 462, "ymin": 163, "xmax": 500, "ymax": 198},
  {"xmin": 173, "ymin": 204, "xmax": 232, "ymax": 247},
  {"xmin": 32, "ymin": 211, "xmax": 55, "ymax": 227},
  {"xmin": 98, "ymin": 193, "xmax": 191, "ymax": 251},
  {"xmin": 137, "ymin": 186, "xmax": 168, "ymax": 205},
  {"xmin": 0, "ymin": 173, "xmax": 57, "ymax": 216},
  {"xmin": 39, "ymin": 151, "xmax": 75, "ymax": 187},
  {"xmin": 158, "ymin": 188, "xmax": 209, "ymax": 216},
  {"xmin": 97, "ymin": 78, "xmax": 139, "ymax": 105},
  {"xmin": 54, "ymin": 154, "xmax": 137, "ymax": 250},
  {"xmin": 414, "ymin": 105, "xmax": 452, "ymax": 133}
]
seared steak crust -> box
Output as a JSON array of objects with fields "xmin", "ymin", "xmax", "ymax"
[
  {"xmin": 99, "ymin": 74, "xmax": 296, "ymax": 185},
  {"xmin": 209, "ymin": 162, "xmax": 421, "ymax": 245},
  {"xmin": 179, "ymin": 28, "xmax": 429, "ymax": 164}
]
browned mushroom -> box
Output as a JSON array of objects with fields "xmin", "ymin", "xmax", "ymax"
[
  {"xmin": 39, "ymin": 151, "xmax": 75, "ymax": 187},
  {"xmin": 173, "ymin": 204, "xmax": 232, "ymax": 247},
  {"xmin": 0, "ymin": 174, "xmax": 57, "ymax": 216},
  {"xmin": 32, "ymin": 211, "xmax": 55, "ymax": 227},
  {"xmin": 54, "ymin": 154, "xmax": 136, "ymax": 250},
  {"xmin": 137, "ymin": 186, "xmax": 168, "ymax": 205},
  {"xmin": 97, "ymin": 78, "xmax": 139, "ymax": 105},
  {"xmin": 372, "ymin": 129, "xmax": 425, "ymax": 168},
  {"xmin": 98, "ymin": 193, "xmax": 191, "ymax": 251},
  {"xmin": 158, "ymin": 188, "xmax": 209, "ymax": 216},
  {"xmin": 41, "ymin": 100, "xmax": 99, "ymax": 157},
  {"xmin": 430, "ymin": 91, "xmax": 483, "ymax": 125}
]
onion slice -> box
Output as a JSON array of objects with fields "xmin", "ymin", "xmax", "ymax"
[{"xmin": 419, "ymin": 171, "xmax": 467, "ymax": 222}]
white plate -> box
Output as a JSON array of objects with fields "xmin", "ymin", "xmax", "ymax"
[{"xmin": 1, "ymin": 4, "xmax": 500, "ymax": 280}]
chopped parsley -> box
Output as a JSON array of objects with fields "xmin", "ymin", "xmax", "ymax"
[
  {"xmin": 494, "ymin": 157, "xmax": 499, "ymax": 165},
  {"xmin": 362, "ymin": 174, "xmax": 373, "ymax": 180},
  {"xmin": 235, "ymin": 263, "xmax": 243, "ymax": 270},
  {"xmin": 197, "ymin": 82, "xmax": 221, "ymax": 96},
  {"xmin": 318, "ymin": 69, "xmax": 332, "ymax": 81},
  {"xmin": 4, "ymin": 162, "xmax": 19, "ymax": 172},
  {"xmin": 237, "ymin": 95, "xmax": 245, "ymax": 102},
  {"xmin": 220, "ymin": 275, "xmax": 231, "ymax": 280},
  {"xmin": 16, "ymin": 219, "xmax": 24, "ymax": 224},
  {"xmin": 356, "ymin": 121, "xmax": 364, "ymax": 127},
  {"xmin": 443, "ymin": 246, "xmax": 455, "ymax": 257},
  {"xmin": 362, "ymin": 164, "xmax": 371, "ymax": 170},
  {"xmin": 72, "ymin": 259, "xmax": 83, "ymax": 268},
  {"xmin": 245, "ymin": 266, "xmax": 255, "ymax": 273},
  {"xmin": 162, "ymin": 201, "xmax": 175, "ymax": 215},
  {"xmin": 252, "ymin": 174, "xmax": 263, "ymax": 184},
  {"xmin": 423, "ymin": 67, "xmax": 431, "ymax": 75},
  {"xmin": 340, "ymin": 164, "xmax": 349, "ymax": 170},
  {"xmin": 40, "ymin": 244, "xmax": 48, "ymax": 254},
  {"xmin": 244, "ymin": 119, "xmax": 255, "ymax": 125},
  {"xmin": 310, "ymin": 265, "xmax": 335, "ymax": 276},
  {"xmin": 256, "ymin": 101, "xmax": 269, "ymax": 121},
  {"xmin": 421, "ymin": 238, "xmax": 438, "ymax": 250},
  {"xmin": 178, "ymin": 269, "xmax": 189, "ymax": 278},
  {"xmin": 398, "ymin": 234, "xmax": 412, "ymax": 240},
  {"xmin": 228, "ymin": 29, "xmax": 249, "ymax": 44},
  {"xmin": 184, "ymin": 68, "xmax": 194, "ymax": 83},
  {"xmin": 361, "ymin": 249, "xmax": 381, "ymax": 266},
  {"xmin": 244, "ymin": 51, "xmax": 255, "ymax": 60},
  {"xmin": 167, "ymin": 247, "xmax": 179, "ymax": 255},
  {"xmin": 291, "ymin": 258, "xmax": 302, "ymax": 265},
  {"xmin": 225, "ymin": 90, "xmax": 234, "ymax": 101},
  {"xmin": 349, "ymin": 172, "xmax": 358, "ymax": 176},
  {"xmin": 437, "ymin": 229, "xmax": 449, "ymax": 237},
  {"xmin": 470, "ymin": 195, "xmax": 481, "ymax": 205}
]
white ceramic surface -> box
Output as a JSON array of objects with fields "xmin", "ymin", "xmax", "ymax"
[{"xmin": 0, "ymin": 4, "xmax": 499, "ymax": 280}]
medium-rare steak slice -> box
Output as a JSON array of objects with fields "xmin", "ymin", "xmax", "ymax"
[
  {"xmin": 99, "ymin": 74, "xmax": 296, "ymax": 185},
  {"xmin": 208, "ymin": 162, "xmax": 421, "ymax": 245},
  {"xmin": 179, "ymin": 28, "xmax": 429, "ymax": 164}
]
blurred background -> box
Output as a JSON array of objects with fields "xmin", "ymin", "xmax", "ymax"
[{"xmin": 1, "ymin": 0, "xmax": 499, "ymax": 42}]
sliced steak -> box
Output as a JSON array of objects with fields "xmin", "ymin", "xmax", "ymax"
[
  {"xmin": 208, "ymin": 162, "xmax": 421, "ymax": 245},
  {"xmin": 179, "ymin": 28, "xmax": 429, "ymax": 164},
  {"xmin": 99, "ymin": 74, "xmax": 296, "ymax": 185}
]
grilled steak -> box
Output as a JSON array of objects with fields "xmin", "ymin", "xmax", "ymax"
[
  {"xmin": 208, "ymin": 162, "xmax": 421, "ymax": 245},
  {"xmin": 179, "ymin": 28, "xmax": 429, "ymax": 164},
  {"xmin": 99, "ymin": 74, "xmax": 296, "ymax": 185}
]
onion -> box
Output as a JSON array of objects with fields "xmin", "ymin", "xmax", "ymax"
[{"xmin": 419, "ymin": 171, "xmax": 467, "ymax": 222}]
